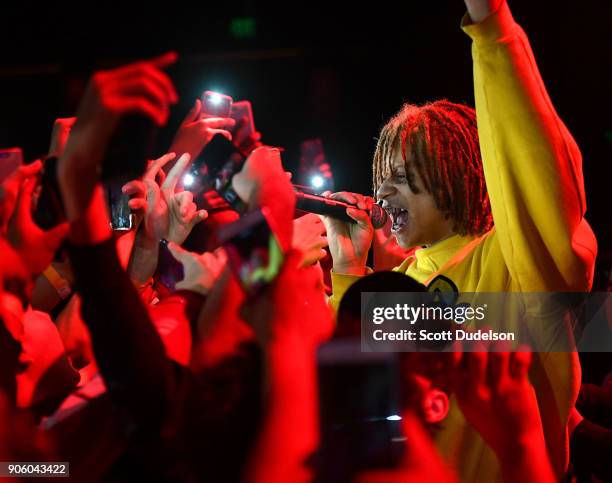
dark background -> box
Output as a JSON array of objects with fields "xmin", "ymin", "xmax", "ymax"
[{"xmin": 1, "ymin": 0, "xmax": 610, "ymax": 261}]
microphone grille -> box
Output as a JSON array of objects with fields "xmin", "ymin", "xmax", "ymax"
[{"xmin": 370, "ymin": 203, "xmax": 388, "ymax": 229}]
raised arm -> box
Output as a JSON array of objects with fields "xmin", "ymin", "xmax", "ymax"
[
  {"xmin": 58, "ymin": 53, "xmax": 180, "ymax": 429},
  {"xmin": 462, "ymin": 0, "xmax": 597, "ymax": 291}
]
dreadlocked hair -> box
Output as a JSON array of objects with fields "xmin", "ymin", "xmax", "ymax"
[{"xmin": 372, "ymin": 100, "xmax": 493, "ymax": 236}]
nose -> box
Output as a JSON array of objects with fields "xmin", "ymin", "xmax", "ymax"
[{"xmin": 376, "ymin": 177, "xmax": 396, "ymax": 202}]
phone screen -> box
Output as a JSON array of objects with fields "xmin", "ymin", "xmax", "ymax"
[
  {"xmin": 218, "ymin": 208, "xmax": 284, "ymax": 295},
  {"xmin": 190, "ymin": 133, "xmax": 247, "ymax": 213},
  {"xmin": 202, "ymin": 91, "xmax": 233, "ymax": 118},
  {"xmin": 230, "ymin": 101, "xmax": 255, "ymax": 135},
  {"xmin": 315, "ymin": 339, "xmax": 404, "ymax": 480},
  {"xmin": 157, "ymin": 239, "xmax": 185, "ymax": 291}
]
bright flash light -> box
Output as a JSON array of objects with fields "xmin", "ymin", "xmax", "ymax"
[
  {"xmin": 386, "ymin": 415, "xmax": 402, "ymax": 421},
  {"xmin": 209, "ymin": 92, "xmax": 223, "ymax": 105},
  {"xmin": 311, "ymin": 175, "xmax": 325, "ymax": 189},
  {"xmin": 183, "ymin": 173, "xmax": 195, "ymax": 187}
]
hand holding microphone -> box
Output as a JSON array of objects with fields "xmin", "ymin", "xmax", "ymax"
[
  {"xmin": 312, "ymin": 190, "xmax": 380, "ymax": 276},
  {"xmin": 294, "ymin": 190, "xmax": 388, "ymax": 229}
]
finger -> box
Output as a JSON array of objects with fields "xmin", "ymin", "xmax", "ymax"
[
  {"xmin": 54, "ymin": 117, "xmax": 77, "ymax": 128},
  {"xmin": 174, "ymin": 190, "xmax": 194, "ymax": 207},
  {"xmin": 143, "ymin": 178, "xmax": 161, "ymax": 209},
  {"xmin": 181, "ymin": 202, "xmax": 196, "ymax": 220},
  {"xmin": 44, "ymin": 222, "xmax": 69, "ymax": 252},
  {"xmin": 167, "ymin": 241, "xmax": 192, "ymax": 264},
  {"xmin": 488, "ymin": 350, "xmax": 510, "ymax": 391},
  {"xmin": 183, "ymin": 99, "xmax": 202, "ymax": 124},
  {"xmin": 190, "ymin": 209, "xmax": 208, "ymax": 226},
  {"xmin": 128, "ymin": 198, "xmax": 147, "ymax": 210},
  {"xmin": 109, "ymin": 97, "xmax": 167, "ymax": 126},
  {"xmin": 354, "ymin": 194, "xmax": 368, "ymax": 211},
  {"xmin": 329, "ymin": 191, "xmax": 358, "ymax": 205},
  {"xmin": 206, "ymin": 129, "xmax": 232, "ymax": 142},
  {"xmin": 17, "ymin": 159, "xmax": 43, "ymax": 179},
  {"xmin": 510, "ymin": 346, "xmax": 532, "ymax": 381},
  {"xmin": 316, "ymin": 236, "xmax": 329, "ymax": 248},
  {"xmin": 122, "ymin": 180, "xmax": 147, "ymax": 197},
  {"xmin": 214, "ymin": 246, "xmax": 228, "ymax": 265},
  {"xmin": 109, "ymin": 77, "xmax": 173, "ymax": 118},
  {"xmin": 116, "ymin": 63, "xmax": 178, "ymax": 105},
  {"xmin": 15, "ymin": 177, "xmax": 36, "ymax": 220},
  {"xmin": 201, "ymin": 117, "xmax": 236, "ymax": 129},
  {"xmin": 346, "ymin": 207, "xmax": 373, "ymax": 228},
  {"xmin": 285, "ymin": 171, "xmax": 293, "ymax": 180},
  {"xmin": 144, "ymin": 153, "xmax": 176, "ymax": 180},
  {"xmin": 147, "ymin": 51, "xmax": 178, "ymax": 70},
  {"xmin": 163, "ymin": 153, "xmax": 191, "ymax": 191}
]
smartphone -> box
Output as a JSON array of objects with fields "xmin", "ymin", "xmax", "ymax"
[
  {"xmin": 202, "ymin": 91, "xmax": 233, "ymax": 118},
  {"xmin": 157, "ymin": 239, "xmax": 185, "ymax": 291},
  {"xmin": 315, "ymin": 339, "xmax": 404, "ymax": 481},
  {"xmin": 107, "ymin": 180, "xmax": 134, "ymax": 231},
  {"xmin": 102, "ymin": 114, "xmax": 157, "ymax": 230},
  {"xmin": 196, "ymin": 133, "xmax": 248, "ymax": 213},
  {"xmin": 230, "ymin": 101, "xmax": 255, "ymax": 137},
  {"xmin": 218, "ymin": 208, "xmax": 284, "ymax": 295},
  {"xmin": 0, "ymin": 147, "xmax": 23, "ymax": 184},
  {"xmin": 230, "ymin": 100, "xmax": 258, "ymax": 154},
  {"xmin": 33, "ymin": 156, "xmax": 66, "ymax": 230},
  {"xmin": 299, "ymin": 138, "xmax": 334, "ymax": 193}
]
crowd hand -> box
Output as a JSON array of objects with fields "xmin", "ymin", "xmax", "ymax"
[
  {"xmin": 166, "ymin": 243, "xmax": 227, "ymax": 296},
  {"xmin": 6, "ymin": 166, "xmax": 68, "ymax": 277},
  {"xmin": 450, "ymin": 342, "xmax": 545, "ymax": 460},
  {"xmin": 231, "ymin": 146, "xmax": 288, "ymax": 205},
  {"xmin": 48, "ymin": 117, "xmax": 76, "ymax": 158},
  {"xmin": 122, "ymin": 152, "xmax": 207, "ymax": 245},
  {"xmin": 168, "ymin": 99, "xmax": 235, "ymax": 162},
  {"xmin": 59, "ymin": 52, "xmax": 178, "ymax": 180},
  {"xmin": 239, "ymin": 250, "xmax": 334, "ymax": 347},
  {"xmin": 232, "ymin": 114, "xmax": 262, "ymax": 154},
  {"xmin": 232, "ymin": 146, "xmax": 295, "ymax": 251},
  {"xmin": 318, "ymin": 191, "xmax": 374, "ymax": 276},
  {"xmin": 0, "ymin": 160, "xmax": 42, "ymax": 232},
  {"xmin": 292, "ymin": 213, "xmax": 328, "ymax": 268}
]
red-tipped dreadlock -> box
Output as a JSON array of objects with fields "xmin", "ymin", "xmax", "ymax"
[{"xmin": 373, "ymin": 100, "xmax": 493, "ymax": 236}]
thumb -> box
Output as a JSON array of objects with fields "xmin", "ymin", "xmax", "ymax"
[
  {"xmin": 15, "ymin": 177, "xmax": 37, "ymax": 221},
  {"xmin": 346, "ymin": 206, "xmax": 372, "ymax": 228},
  {"xmin": 44, "ymin": 222, "xmax": 69, "ymax": 251},
  {"xmin": 189, "ymin": 209, "xmax": 208, "ymax": 228},
  {"xmin": 17, "ymin": 159, "xmax": 43, "ymax": 179},
  {"xmin": 144, "ymin": 178, "xmax": 161, "ymax": 210},
  {"xmin": 147, "ymin": 51, "xmax": 178, "ymax": 70},
  {"xmin": 184, "ymin": 99, "xmax": 202, "ymax": 124},
  {"xmin": 167, "ymin": 241, "xmax": 191, "ymax": 264}
]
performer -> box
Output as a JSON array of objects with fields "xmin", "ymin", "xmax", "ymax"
[{"xmin": 322, "ymin": 0, "xmax": 597, "ymax": 480}]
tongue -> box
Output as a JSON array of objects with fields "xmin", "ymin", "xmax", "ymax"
[{"xmin": 396, "ymin": 211, "xmax": 409, "ymax": 227}]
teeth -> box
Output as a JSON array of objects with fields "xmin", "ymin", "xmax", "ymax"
[{"xmin": 384, "ymin": 206, "xmax": 407, "ymax": 218}]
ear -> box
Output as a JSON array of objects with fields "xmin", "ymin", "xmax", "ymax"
[{"xmin": 422, "ymin": 388, "xmax": 449, "ymax": 424}]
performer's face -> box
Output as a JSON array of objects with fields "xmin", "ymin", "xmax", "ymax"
[{"xmin": 376, "ymin": 147, "xmax": 455, "ymax": 249}]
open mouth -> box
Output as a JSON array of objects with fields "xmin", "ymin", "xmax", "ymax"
[{"xmin": 384, "ymin": 206, "xmax": 409, "ymax": 233}]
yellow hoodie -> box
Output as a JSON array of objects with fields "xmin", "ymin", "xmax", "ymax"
[{"xmin": 329, "ymin": 2, "xmax": 597, "ymax": 481}]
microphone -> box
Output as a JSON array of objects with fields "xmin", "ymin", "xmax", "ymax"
[{"xmin": 295, "ymin": 190, "xmax": 388, "ymax": 229}]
